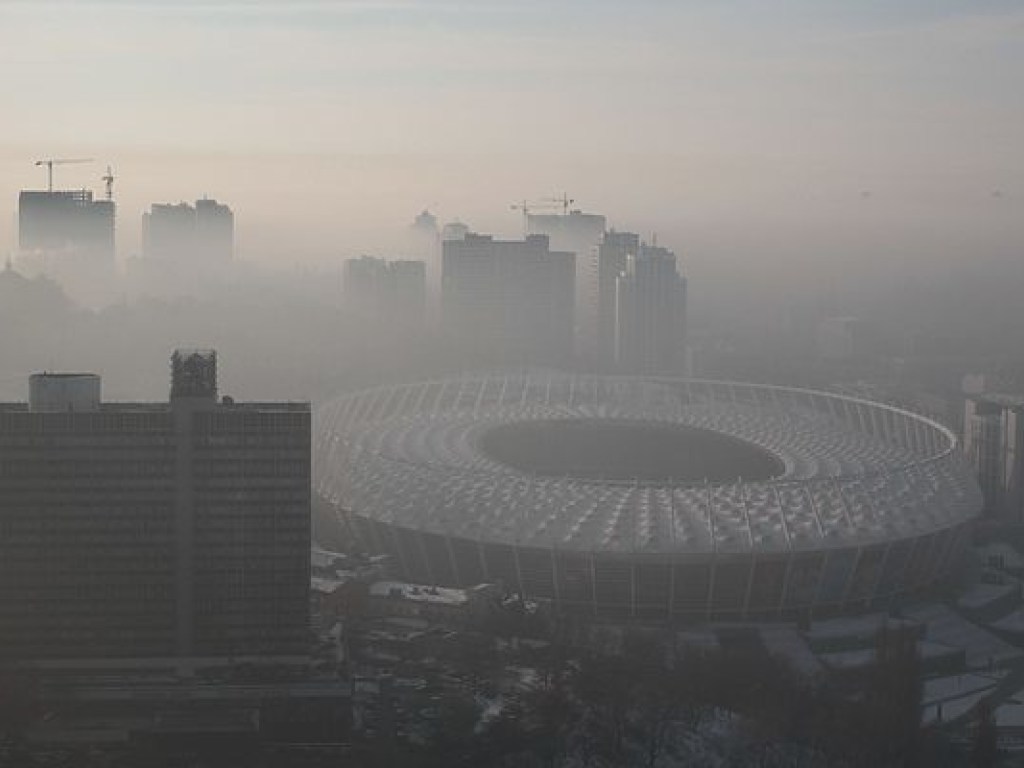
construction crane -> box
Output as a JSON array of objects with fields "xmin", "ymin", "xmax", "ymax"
[
  {"xmin": 543, "ymin": 193, "xmax": 575, "ymax": 215},
  {"xmin": 102, "ymin": 166, "xmax": 115, "ymax": 201},
  {"xmin": 509, "ymin": 198, "xmax": 566, "ymax": 237},
  {"xmin": 34, "ymin": 158, "xmax": 93, "ymax": 193}
]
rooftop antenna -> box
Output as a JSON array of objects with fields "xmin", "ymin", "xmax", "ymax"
[
  {"xmin": 102, "ymin": 166, "xmax": 115, "ymax": 201},
  {"xmin": 34, "ymin": 158, "xmax": 93, "ymax": 193}
]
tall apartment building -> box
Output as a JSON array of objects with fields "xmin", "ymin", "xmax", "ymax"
[
  {"xmin": 963, "ymin": 394, "xmax": 1024, "ymax": 519},
  {"xmin": 17, "ymin": 188, "xmax": 117, "ymax": 306},
  {"xmin": 442, "ymin": 233, "xmax": 575, "ymax": 364},
  {"xmin": 596, "ymin": 230, "xmax": 640, "ymax": 365},
  {"xmin": 409, "ymin": 210, "xmax": 441, "ymax": 319},
  {"xmin": 0, "ymin": 350, "xmax": 310, "ymax": 669},
  {"xmin": 143, "ymin": 198, "xmax": 234, "ymax": 263},
  {"xmin": 614, "ymin": 244, "xmax": 688, "ymax": 375},
  {"xmin": 527, "ymin": 210, "xmax": 606, "ymax": 358},
  {"xmin": 342, "ymin": 256, "xmax": 427, "ymax": 324},
  {"xmin": 18, "ymin": 189, "xmax": 115, "ymax": 263}
]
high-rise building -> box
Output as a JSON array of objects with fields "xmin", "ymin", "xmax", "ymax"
[
  {"xmin": 195, "ymin": 198, "xmax": 234, "ymax": 261},
  {"xmin": 442, "ymin": 233, "xmax": 575, "ymax": 363},
  {"xmin": 342, "ymin": 256, "xmax": 427, "ymax": 324},
  {"xmin": 143, "ymin": 198, "xmax": 234, "ymax": 263},
  {"xmin": 16, "ymin": 187, "xmax": 117, "ymax": 305},
  {"xmin": 963, "ymin": 394, "xmax": 1024, "ymax": 519},
  {"xmin": 409, "ymin": 210, "xmax": 441, "ymax": 319},
  {"xmin": 0, "ymin": 350, "xmax": 310, "ymax": 670},
  {"xmin": 596, "ymin": 230, "xmax": 640, "ymax": 365},
  {"xmin": 18, "ymin": 189, "xmax": 115, "ymax": 263},
  {"xmin": 614, "ymin": 244, "xmax": 687, "ymax": 375},
  {"xmin": 527, "ymin": 210, "xmax": 607, "ymax": 358}
]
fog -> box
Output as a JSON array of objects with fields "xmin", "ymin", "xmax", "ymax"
[
  {"xmin": 2, "ymin": 145, "xmax": 1021, "ymax": 412},
  {"xmin": 5, "ymin": 2, "xmax": 1024, "ymax": 764},
  {"xmin": 1, "ymin": 1, "xmax": 1020, "ymax": 409}
]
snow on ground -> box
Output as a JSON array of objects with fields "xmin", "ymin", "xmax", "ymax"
[
  {"xmin": 922, "ymin": 672, "xmax": 1003, "ymax": 706},
  {"xmin": 992, "ymin": 608, "xmax": 1024, "ymax": 636},
  {"xmin": 806, "ymin": 613, "xmax": 916, "ymax": 649},
  {"xmin": 956, "ymin": 583, "xmax": 1018, "ymax": 612},
  {"xmin": 923, "ymin": 689, "xmax": 991, "ymax": 726},
  {"xmin": 995, "ymin": 686, "xmax": 1024, "ymax": 729}
]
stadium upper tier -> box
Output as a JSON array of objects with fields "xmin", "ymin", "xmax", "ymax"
[{"xmin": 316, "ymin": 375, "xmax": 980, "ymax": 557}]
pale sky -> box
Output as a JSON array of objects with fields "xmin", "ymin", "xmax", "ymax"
[{"xmin": 1, "ymin": 0, "xmax": 1021, "ymax": 270}]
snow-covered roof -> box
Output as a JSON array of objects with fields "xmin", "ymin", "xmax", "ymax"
[{"xmin": 369, "ymin": 580, "xmax": 470, "ymax": 606}]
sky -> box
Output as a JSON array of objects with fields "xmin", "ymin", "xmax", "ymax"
[{"xmin": 0, "ymin": 0, "xmax": 1021, "ymax": 275}]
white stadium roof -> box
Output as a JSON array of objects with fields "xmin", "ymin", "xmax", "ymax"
[{"xmin": 316, "ymin": 374, "xmax": 981, "ymax": 556}]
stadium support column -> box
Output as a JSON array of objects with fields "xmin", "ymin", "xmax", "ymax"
[
  {"xmin": 839, "ymin": 546, "xmax": 865, "ymax": 611},
  {"xmin": 477, "ymin": 539, "xmax": 490, "ymax": 583},
  {"xmin": 550, "ymin": 548, "xmax": 562, "ymax": 611},
  {"xmin": 742, "ymin": 557, "xmax": 757, "ymax": 619},
  {"xmin": 444, "ymin": 534, "xmax": 462, "ymax": 587},
  {"xmin": 512, "ymin": 544, "xmax": 526, "ymax": 597}
]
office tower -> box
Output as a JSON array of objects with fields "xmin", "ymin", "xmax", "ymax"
[
  {"xmin": 142, "ymin": 198, "xmax": 234, "ymax": 263},
  {"xmin": 963, "ymin": 395, "xmax": 1024, "ymax": 519},
  {"xmin": 527, "ymin": 210, "xmax": 607, "ymax": 358},
  {"xmin": 614, "ymin": 244, "xmax": 687, "ymax": 375},
  {"xmin": 342, "ymin": 256, "xmax": 427, "ymax": 324},
  {"xmin": 0, "ymin": 350, "xmax": 311, "ymax": 668},
  {"xmin": 442, "ymin": 233, "xmax": 575, "ymax": 363},
  {"xmin": 596, "ymin": 230, "xmax": 640, "ymax": 365}
]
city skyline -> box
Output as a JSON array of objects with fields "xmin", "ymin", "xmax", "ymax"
[{"xmin": 1, "ymin": 0, "xmax": 1020, "ymax": 276}]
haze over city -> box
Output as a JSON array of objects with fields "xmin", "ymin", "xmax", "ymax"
[
  {"xmin": 2, "ymin": 2, "xmax": 1024, "ymax": 766},
  {"xmin": 2, "ymin": 0, "xmax": 1021, "ymax": 266}
]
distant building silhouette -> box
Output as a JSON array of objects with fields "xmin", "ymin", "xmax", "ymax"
[
  {"xmin": 0, "ymin": 350, "xmax": 310, "ymax": 671},
  {"xmin": 614, "ymin": 244, "xmax": 687, "ymax": 375},
  {"xmin": 442, "ymin": 232, "xmax": 574, "ymax": 363},
  {"xmin": 964, "ymin": 394, "xmax": 1024, "ymax": 520},
  {"xmin": 527, "ymin": 210, "xmax": 606, "ymax": 358},
  {"xmin": 16, "ymin": 187, "xmax": 116, "ymax": 305},
  {"xmin": 343, "ymin": 255, "xmax": 426, "ymax": 324},
  {"xmin": 409, "ymin": 210, "xmax": 441, "ymax": 322},
  {"xmin": 596, "ymin": 230, "xmax": 640, "ymax": 365},
  {"xmin": 143, "ymin": 197, "xmax": 234, "ymax": 263},
  {"xmin": 19, "ymin": 189, "xmax": 115, "ymax": 262}
]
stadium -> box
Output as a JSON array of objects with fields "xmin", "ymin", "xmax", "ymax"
[{"xmin": 315, "ymin": 374, "xmax": 982, "ymax": 621}]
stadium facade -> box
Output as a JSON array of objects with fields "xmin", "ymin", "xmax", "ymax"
[{"xmin": 316, "ymin": 374, "xmax": 982, "ymax": 621}]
